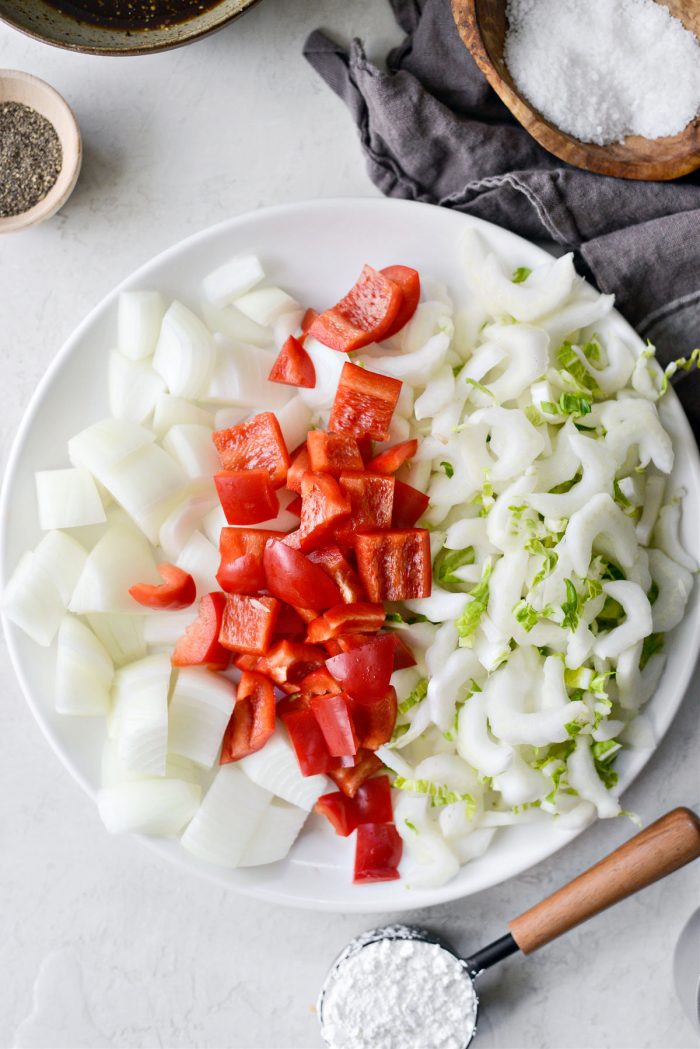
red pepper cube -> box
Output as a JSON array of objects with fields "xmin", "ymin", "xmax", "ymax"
[
  {"xmin": 272, "ymin": 603, "xmax": 308, "ymax": 642},
  {"xmin": 307, "ymin": 546, "xmax": 366, "ymax": 604},
  {"xmin": 263, "ymin": 539, "xmax": 343, "ymax": 610},
  {"xmin": 286, "ymin": 495, "xmax": 302, "ymax": 518},
  {"xmin": 299, "ymin": 666, "xmax": 340, "ymax": 697},
  {"xmin": 212, "ymin": 411, "xmax": 290, "ymax": 488},
  {"xmin": 324, "ymin": 602, "xmax": 386, "ymax": 637},
  {"xmin": 329, "ymin": 749, "xmax": 383, "ymax": 797},
  {"xmin": 329, "ymin": 363, "xmax": 402, "ymax": 442},
  {"xmin": 380, "ymin": 265, "xmax": 421, "ymax": 339},
  {"xmin": 215, "ymin": 469, "xmax": 279, "ymax": 526},
  {"xmin": 350, "ymin": 688, "xmax": 398, "ymax": 749},
  {"xmin": 217, "ymin": 527, "xmax": 284, "ymax": 594},
  {"xmin": 310, "ymin": 692, "xmax": 359, "ymax": 757},
  {"xmin": 366, "ymin": 439, "xmax": 418, "ymax": 476},
  {"xmin": 308, "ymin": 265, "xmax": 403, "ymax": 353},
  {"xmin": 129, "ymin": 562, "xmax": 196, "ymax": 611},
  {"xmin": 172, "ymin": 592, "xmax": 230, "ymax": 670},
  {"xmin": 392, "ymin": 479, "xmax": 430, "ymax": 528},
  {"xmin": 306, "ymin": 430, "xmax": 364, "ymax": 476},
  {"xmin": 306, "ymin": 615, "xmax": 332, "ymax": 644},
  {"xmin": 355, "ymin": 529, "xmax": 432, "ymax": 602},
  {"xmin": 355, "ymin": 775, "xmax": 394, "ymax": 825},
  {"xmin": 286, "ymin": 445, "xmax": 310, "ymax": 494},
  {"xmin": 336, "ymin": 471, "xmax": 395, "ymax": 543},
  {"xmin": 219, "ymin": 593, "xmax": 281, "ymax": 656},
  {"xmin": 315, "ymin": 791, "xmax": 359, "ymax": 836},
  {"xmin": 255, "ymin": 640, "xmax": 327, "ymax": 689},
  {"xmin": 389, "ymin": 633, "xmax": 417, "ymax": 670},
  {"xmin": 326, "ymin": 634, "xmax": 396, "ymax": 705},
  {"xmin": 220, "ymin": 670, "xmax": 274, "ymax": 763},
  {"xmin": 268, "ymin": 335, "xmax": 316, "ymax": 389},
  {"xmin": 353, "ymin": 823, "xmax": 403, "ymax": 883},
  {"xmin": 281, "ymin": 706, "xmax": 336, "ymax": 777},
  {"xmin": 299, "ymin": 472, "xmax": 351, "ymax": 552},
  {"xmin": 301, "ymin": 307, "xmax": 318, "ymax": 334}
]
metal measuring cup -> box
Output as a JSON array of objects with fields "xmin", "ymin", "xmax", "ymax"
[{"xmin": 319, "ymin": 808, "xmax": 700, "ymax": 1049}]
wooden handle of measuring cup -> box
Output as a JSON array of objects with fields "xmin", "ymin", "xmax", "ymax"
[{"xmin": 508, "ymin": 807, "xmax": 700, "ymax": 954}]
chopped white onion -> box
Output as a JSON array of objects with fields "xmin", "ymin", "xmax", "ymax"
[
  {"xmin": 202, "ymin": 505, "xmax": 227, "ymax": 547},
  {"xmin": 200, "ymin": 300, "xmax": 273, "ymax": 349},
  {"xmin": 152, "ymin": 394, "xmax": 214, "ymax": 438},
  {"xmin": 239, "ymin": 799, "xmax": 308, "ymax": 867},
  {"xmin": 117, "ymin": 290, "xmax": 166, "ymax": 361},
  {"xmin": 213, "ymin": 406, "xmax": 251, "ymax": 431},
  {"xmin": 297, "ymin": 337, "xmax": 345, "ymax": 409},
  {"xmin": 110, "ymin": 652, "xmax": 171, "ymax": 775},
  {"xmin": 168, "ymin": 666, "xmax": 235, "ymax": 767},
  {"xmin": 100, "ymin": 443, "xmax": 187, "ymax": 543},
  {"xmin": 176, "ymin": 530, "xmax": 220, "ymax": 597},
  {"xmin": 152, "ymin": 301, "xmax": 216, "ymax": 399},
  {"xmin": 86, "ymin": 612, "xmax": 146, "ymax": 666},
  {"xmin": 234, "ymin": 286, "xmax": 299, "ymax": 327},
  {"xmin": 181, "ymin": 764, "xmax": 272, "ymax": 868},
  {"xmin": 202, "ymin": 254, "xmax": 265, "ymax": 307},
  {"xmin": 109, "ymin": 351, "xmax": 166, "ymax": 423},
  {"xmin": 239, "ymin": 731, "xmax": 329, "ymax": 810},
  {"xmin": 273, "ymin": 309, "xmax": 304, "ymax": 351},
  {"xmin": 55, "ymin": 614, "xmax": 113, "ymax": 716},
  {"xmin": 32, "ymin": 530, "xmax": 88, "ymax": 604},
  {"xmin": 162, "ymin": 425, "xmax": 219, "ymax": 480},
  {"xmin": 143, "ymin": 608, "xmax": 198, "ymax": 648},
  {"xmin": 70, "ymin": 522, "xmax": 159, "ymax": 614},
  {"xmin": 274, "ymin": 397, "xmax": 314, "ymax": 453},
  {"xmin": 68, "ymin": 418, "xmax": 155, "ymax": 477},
  {"xmin": 205, "ymin": 334, "xmax": 291, "ymax": 409},
  {"xmin": 158, "ymin": 483, "xmax": 218, "ymax": 561},
  {"xmin": 35, "ymin": 467, "xmax": 106, "ymax": 531},
  {"xmin": 97, "ymin": 779, "xmax": 200, "ymax": 836},
  {"xmin": 3, "ymin": 551, "xmax": 65, "ymax": 646},
  {"xmin": 101, "ymin": 738, "xmax": 201, "ymax": 787}
]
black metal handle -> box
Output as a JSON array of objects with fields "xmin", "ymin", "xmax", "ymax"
[{"xmin": 464, "ymin": 933, "xmax": 519, "ymax": 977}]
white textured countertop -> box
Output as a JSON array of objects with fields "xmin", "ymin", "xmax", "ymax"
[{"xmin": 0, "ymin": 3, "xmax": 698, "ymax": 1047}]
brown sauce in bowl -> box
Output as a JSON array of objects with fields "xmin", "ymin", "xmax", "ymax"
[{"xmin": 44, "ymin": 0, "xmax": 227, "ymax": 30}]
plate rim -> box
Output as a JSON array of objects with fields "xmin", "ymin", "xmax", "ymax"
[{"xmin": 2, "ymin": 196, "xmax": 699, "ymax": 913}]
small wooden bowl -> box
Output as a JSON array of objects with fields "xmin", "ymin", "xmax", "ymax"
[
  {"xmin": 452, "ymin": 0, "xmax": 700, "ymax": 181},
  {"xmin": 0, "ymin": 70, "xmax": 81, "ymax": 233}
]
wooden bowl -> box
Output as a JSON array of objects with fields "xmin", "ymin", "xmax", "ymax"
[
  {"xmin": 0, "ymin": 70, "xmax": 82, "ymax": 234},
  {"xmin": 0, "ymin": 0, "xmax": 260, "ymax": 57},
  {"xmin": 452, "ymin": 0, "xmax": 700, "ymax": 181}
]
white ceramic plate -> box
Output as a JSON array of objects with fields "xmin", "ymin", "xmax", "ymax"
[{"xmin": 2, "ymin": 199, "xmax": 699, "ymax": 913}]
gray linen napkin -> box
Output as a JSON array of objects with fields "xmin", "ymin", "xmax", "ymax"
[{"xmin": 303, "ymin": 0, "xmax": 700, "ymax": 435}]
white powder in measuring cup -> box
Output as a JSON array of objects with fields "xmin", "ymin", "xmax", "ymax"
[
  {"xmin": 320, "ymin": 937, "xmax": 478, "ymax": 1049},
  {"xmin": 504, "ymin": 0, "xmax": 700, "ymax": 145}
]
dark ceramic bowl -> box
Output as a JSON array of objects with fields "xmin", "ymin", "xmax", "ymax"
[{"xmin": 0, "ymin": 0, "xmax": 261, "ymax": 56}]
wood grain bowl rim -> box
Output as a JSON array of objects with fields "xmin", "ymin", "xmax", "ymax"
[
  {"xmin": 452, "ymin": 0, "xmax": 700, "ymax": 181},
  {"xmin": 0, "ymin": 0, "xmax": 262, "ymax": 57}
]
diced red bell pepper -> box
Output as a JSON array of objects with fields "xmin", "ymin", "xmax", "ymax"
[
  {"xmin": 355, "ymin": 775, "xmax": 394, "ymax": 824},
  {"xmin": 301, "ymin": 307, "xmax": 318, "ymax": 334},
  {"xmin": 215, "ymin": 469, "xmax": 279, "ymax": 526},
  {"xmin": 172, "ymin": 592, "xmax": 230, "ymax": 670},
  {"xmin": 286, "ymin": 495, "xmax": 302, "ymax": 517},
  {"xmin": 307, "ymin": 546, "xmax": 366, "ymax": 604},
  {"xmin": 329, "ymin": 749, "xmax": 383, "ymax": 797},
  {"xmin": 220, "ymin": 670, "xmax": 275, "ymax": 763},
  {"xmin": 326, "ymin": 634, "xmax": 395, "ymax": 705},
  {"xmin": 315, "ymin": 791, "xmax": 359, "ymax": 836},
  {"xmin": 281, "ymin": 706, "xmax": 336, "ymax": 776},
  {"xmin": 356, "ymin": 529, "xmax": 432, "ymax": 602},
  {"xmin": 234, "ymin": 653, "xmax": 260, "ymax": 672},
  {"xmin": 282, "ymin": 529, "xmax": 303, "ymax": 549},
  {"xmin": 310, "ymin": 692, "xmax": 358, "ymax": 757},
  {"xmin": 336, "ymin": 472, "xmax": 395, "ymax": 544},
  {"xmin": 275, "ymin": 691, "xmax": 310, "ymax": 719},
  {"xmin": 323, "ymin": 638, "xmax": 343, "ymax": 657},
  {"xmin": 389, "ymin": 633, "xmax": 418, "ymax": 670},
  {"xmin": 268, "ymin": 335, "xmax": 316, "ymax": 389},
  {"xmin": 366, "ymin": 439, "xmax": 418, "ymax": 475},
  {"xmin": 263, "ymin": 539, "xmax": 343, "ymax": 610},
  {"xmin": 286, "ymin": 445, "xmax": 310, "ymax": 494},
  {"xmin": 299, "ymin": 472, "xmax": 351, "ymax": 552},
  {"xmin": 129, "ymin": 562, "xmax": 196, "ymax": 610},
  {"xmin": 392, "ymin": 479, "xmax": 430, "ymax": 528},
  {"xmin": 212, "ymin": 412, "xmax": 290, "ymax": 488},
  {"xmin": 306, "ymin": 430, "xmax": 363, "ymax": 476},
  {"xmin": 329, "ymin": 363, "xmax": 402, "ymax": 442},
  {"xmin": 219, "ymin": 593, "xmax": 280, "ymax": 655},
  {"xmin": 380, "ymin": 265, "xmax": 421, "ymax": 339},
  {"xmin": 308, "ymin": 265, "xmax": 403, "ymax": 353},
  {"xmin": 354, "ymin": 823, "xmax": 402, "ymax": 883},
  {"xmin": 336, "ymin": 634, "xmax": 374, "ymax": 653},
  {"xmin": 308, "ymin": 603, "xmax": 386, "ymax": 643},
  {"xmin": 350, "ymin": 688, "xmax": 397, "ymax": 749},
  {"xmin": 217, "ymin": 528, "xmax": 284, "ymax": 594},
  {"xmin": 255, "ymin": 640, "xmax": 327, "ymax": 689},
  {"xmin": 293, "ymin": 605, "xmax": 319, "ymax": 625},
  {"xmin": 357, "ymin": 435, "xmax": 374, "ymax": 464},
  {"xmin": 299, "ymin": 666, "xmax": 340, "ymax": 696},
  {"xmin": 272, "ymin": 603, "xmax": 308, "ymax": 642}
]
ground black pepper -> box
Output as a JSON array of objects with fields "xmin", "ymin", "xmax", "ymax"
[{"xmin": 0, "ymin": 102, "xmax": 62, "ymax": 218}]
